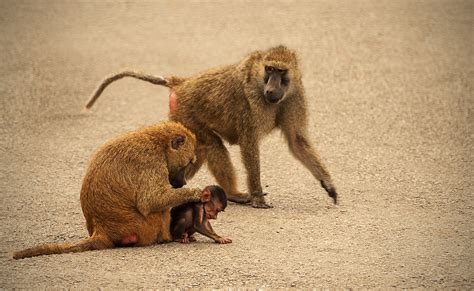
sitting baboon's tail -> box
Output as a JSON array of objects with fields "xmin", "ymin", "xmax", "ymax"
[
  {"xmin": 13, "ymin": 234, "xmax": 112, "ymax": 259},
  {"xmin": 84, "ymin": 71, "xmax": 185, "ymax": 110}
]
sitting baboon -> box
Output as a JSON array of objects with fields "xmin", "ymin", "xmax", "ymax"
[
  {"xmin": 14, "ymin": 122, "xmax": 205, "ymax": 259},
  {"xmin": 85, "ymin": 45, "xmax": 338, "ymax": 208}
]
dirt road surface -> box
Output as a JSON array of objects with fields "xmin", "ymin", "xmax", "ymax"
[{"xmin": 1, "ymin": 0, "xmax": 472, "ymax": 288}]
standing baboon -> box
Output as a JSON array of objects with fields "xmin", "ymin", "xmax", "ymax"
[
  {"xmin": 85, "ymin": 45, "xmax": 338, "ymax": 208},
  {"xmin": 13, "ymin": 122, "xmax": 206, "ymax": 259}
]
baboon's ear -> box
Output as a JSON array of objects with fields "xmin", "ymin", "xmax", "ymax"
[
  {"xmin": 201, "ymin": 187, "xmax": 211, "ymax": 203},
  {"xmin": 171, "ymin": 135, "xmax": 186, "ymax": 150}
]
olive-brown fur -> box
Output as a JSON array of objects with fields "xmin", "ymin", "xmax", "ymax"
[
  {"xmin": 13, "ymin": 121, "xmax": 202, "ymax": 259},
  {"xmin": 85, "ymin": 45, "xmax": 338, "ymax": 208}
]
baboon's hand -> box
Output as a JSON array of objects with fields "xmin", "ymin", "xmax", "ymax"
[
  {"xmin": 250, "ymin": 194, "xmax": 273, "ymax": 209},
  {"xmin": 321, "ymin": 180, "xmax": 338, "ymax": 204},
  {"xmin": 215, "ymin": 237, "xmax": 232, "ymax": 244}
]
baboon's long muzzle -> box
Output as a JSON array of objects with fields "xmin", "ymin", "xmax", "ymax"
[{"xmin": 264, "ymin": 75, "xmax": 284, "ymax": 103}]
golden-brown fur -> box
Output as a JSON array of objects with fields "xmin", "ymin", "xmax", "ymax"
[
  {"xmin": 85, "ymin": 45, "xmax": 338, "ymax": 208},
  {"xmin": 13, "ymin": 121, "xmax": 202, "ymax": 259}
]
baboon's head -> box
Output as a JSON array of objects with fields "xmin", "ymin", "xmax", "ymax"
[
  {"xmin": 259, "ymin": 46, "xmax": 300, "ymax": 104},
  {"xmin": 164, "ymin": 122, "xmax": 197, "ymax": 188}
]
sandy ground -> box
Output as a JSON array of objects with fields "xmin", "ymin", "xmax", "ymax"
[{"xmin": 1, "ymin": 0, "xmax": 473, "ymax": 288}]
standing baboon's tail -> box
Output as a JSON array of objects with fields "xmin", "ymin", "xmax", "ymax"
[
  {"xmin": 13, "ymin": 234, "xmax": 112, "ymax": 259},
  {"xmin": 85, "ymin": 71, "xmax": 181, "ymax": 110}
]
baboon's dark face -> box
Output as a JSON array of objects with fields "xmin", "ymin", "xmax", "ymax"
[
  {"xmin": 168, "ymin": 157, "xmax": 196, "ymax": 188},
  {"xmin": 166, "ymin": 129, "xmax": 197, "ymax": 188},
  {"xmin": 263, "ymin": 65, "xmax": 289, "ymax": 104},
  {"xmin": 169, "ymin": 167, "xmax": 186, "ymax": 188}
]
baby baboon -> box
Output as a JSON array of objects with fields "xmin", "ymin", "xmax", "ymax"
[
  {"xmin": 13, "ymin": 122, "xmax": 205, "ymax": 259},
  {"xmin": 171, "ymin": 185, "xmax": 231, "ymax": 244},
  {"xmin": 85, "ymin": 45, "xmax": 338, "ymax": 208}
]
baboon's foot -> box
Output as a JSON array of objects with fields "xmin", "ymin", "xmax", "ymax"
[
  {"xmin": 321, "ymin": 180, "xmax": 338, "ymax": 204},
  {"xmin": 250, "ymin": 194, "xmax": 273, "ymax": 209},
  {"xmin": 180, "ymin": 233, "xmax": 190, "ymax": 244},
  {"xmin": 227, "ymin": 192, "xmax": 251, "ymax": 204}
]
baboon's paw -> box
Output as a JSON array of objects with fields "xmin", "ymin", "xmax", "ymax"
[{"xmin": 321, "ymin": 180, "xmax": 338, "ymax": 204}]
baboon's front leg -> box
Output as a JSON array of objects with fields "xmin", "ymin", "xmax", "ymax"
[
  {"xmin": 285, "ymin": 130, "xmax": 337, "ymax": 204},
  {"xmin": 278, "ymin": 96, "xmax": 338, "ymax": 204},
  {"xmin": 240, "ymin": 135, "xmax": 272, "ymax": 208},
  {"xmin": 136, "ymin": 187, "xmax": 203, "ymax": 217}
]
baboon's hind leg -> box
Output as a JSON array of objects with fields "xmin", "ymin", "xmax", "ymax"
[{"xmin": 204, "ymin": 134, "xmax": 250, "ymax": 203}]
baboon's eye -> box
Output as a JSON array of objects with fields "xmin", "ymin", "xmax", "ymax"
[
  {"xmin": 171, "ymin": 135, "xmax": 186, "ymax": 150},
  {"xmin": 265, "ymin": 66, "xmax": 274, "ymax": 73}
]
